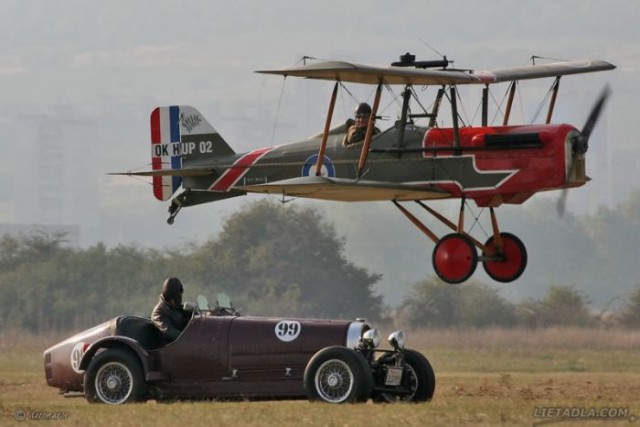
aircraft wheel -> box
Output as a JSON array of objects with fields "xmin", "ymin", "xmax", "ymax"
[
  {"xmin": 432, "ymin": 233, "xmax": 478, "ymax": 284},
  {"xmin": 482, "ymin": 232, "xmax": 527, "ymax": 282}
]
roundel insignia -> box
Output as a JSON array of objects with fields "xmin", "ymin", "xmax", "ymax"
[{"xmin": 301, "ymin": 154, "xmax": 335, "ymax": 177}]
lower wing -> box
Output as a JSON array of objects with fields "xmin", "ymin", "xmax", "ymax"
[{"xmin": 238, "ymin": 176, "xmax": 451, "ymax": 202}]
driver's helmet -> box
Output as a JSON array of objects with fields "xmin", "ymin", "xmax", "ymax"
[
  {"xmin": 355, "ymin": 102, "xmax": 372, "ymax": 116},
  {"xmin": 162, "ymin": 277, "xmax": 184, "ymax": 300}
]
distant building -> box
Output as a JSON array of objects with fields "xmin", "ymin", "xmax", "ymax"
[{"xmin": 2, "ymin": 111, "xmax": 99, "ymax": 246}]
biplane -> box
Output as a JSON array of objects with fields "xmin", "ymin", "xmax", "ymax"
[{"xmin": 118, "ymin": 53, "xmax": 615, "ymax": 284}]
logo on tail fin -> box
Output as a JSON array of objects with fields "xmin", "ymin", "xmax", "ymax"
[{"xmin": 180, "ymin": 113, "xmax": 202, "ymax": 133}]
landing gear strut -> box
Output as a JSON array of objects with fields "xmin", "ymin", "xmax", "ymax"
[{"xmin": 394, "ymin": 200, "xmax": 527, "ymax": 284}]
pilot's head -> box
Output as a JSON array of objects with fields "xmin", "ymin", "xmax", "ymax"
[
  {"xmin": 162, "ymin": 277, "xmax": 184, "ymax": 306},
  {"xmin": 354, "ymin": 103, "xmax": 372, "ymax": 127}
]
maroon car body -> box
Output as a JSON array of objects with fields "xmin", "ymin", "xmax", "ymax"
[{"xmin": 44, "ymin": 298, "xmax": 435, "ymax": 404}]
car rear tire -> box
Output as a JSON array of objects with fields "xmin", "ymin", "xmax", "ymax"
[
  {"xmin": 372, "ymin": 349, "xmax": 436, "ymax": 403},
  {"xmin": 84, "ymin": 348, "xmax": 145, "ymax": 404},
  {"xmin": 304, "ymin": 346, "xmax": 373, "ymax": 403}
]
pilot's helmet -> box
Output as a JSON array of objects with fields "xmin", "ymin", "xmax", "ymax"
[
  {"xmin": 355, "ymin": 102, "xmax": 372, "ymax": 116},
  {"xmin": 162, "ymin": 277, "xmax": 184, "ymax": 300}
]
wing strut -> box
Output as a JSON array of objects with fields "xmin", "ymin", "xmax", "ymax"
[
  {"xmin": 315, "ymin": 81, "xmax": 339, "ymax": 176},
  {"xmin": 396, "ymin": 85, "xmax": 412, "ymax": 148},
  {"xmin": 450, "ymin": 86, "xmax": 461, "ymax": 153},
  {"xmin": 545, "ymin": 77, "xmax": 561, "ymax": 124},
  {"xmin": 357, "ymin": 82, "xmax": 383, "ymax": 178},
  {"xmin": 428, "ymin": 87, "xmax": 445, "ymax": 128},
  {"xmin": 482, "ymin": 85, "xmax": 489, "ymax": 126},
  {"xmin": 503, "ymin": 81, "xmax": 517, "ymax": 125}
]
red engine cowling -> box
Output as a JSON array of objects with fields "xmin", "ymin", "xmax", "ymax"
[{"xmin": 423, "ymin": 124, "xmax": 580, "ymax": 206}]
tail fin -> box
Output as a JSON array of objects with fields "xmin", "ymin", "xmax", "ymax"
[{"xmin": 150, "ymin": 106, "xmax": 235, "ymax": 201}]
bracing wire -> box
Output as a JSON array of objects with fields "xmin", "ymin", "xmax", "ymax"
[
  {"xmin": 465, "ymin": 201, "xmax": 490, "ymax": 239},
  {"xmin": 270, "ymin": 76, "xmax": 287, "ymax": 147},
  {"xmin": 443, "ymin": 86, "xmax": 468, "ymax": 127},
  {"xmin": 339, "ymin": 81, "xmax": 358, "ymax": 105},
  {"xmin": 119, "ymin": 162, "xmax": 159, "ymax": 186},
  {"xmin": 489, "ymin": 86, "xmax": 510, "ymax": 126},
  {"xmin": 410, "ymin": 86, "xmax": 434, "ymax": 120},
  {"xmin": 456, "ymin": 89, "xmax": 470, "ymax": 127},
  {"xmin": 530, "ymin": 83, "xmax": 555, "ymax": 124},
  {"xmin": 418, "ymin": 38, "xmax": 446, "ymax": 59}
]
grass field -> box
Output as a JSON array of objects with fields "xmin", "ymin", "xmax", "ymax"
[{"xmin": 1, "ymin": 328, "xmax": 639, "ymax": 426}]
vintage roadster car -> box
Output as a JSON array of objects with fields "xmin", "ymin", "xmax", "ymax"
[{"xmin": 44, "ymin": 294, "xmax": 435, "ymax": 404}]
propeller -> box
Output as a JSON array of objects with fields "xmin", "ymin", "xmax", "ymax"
[{"xmin": 556, "ymin": 85, "xmax": 611, "ymax": 216}]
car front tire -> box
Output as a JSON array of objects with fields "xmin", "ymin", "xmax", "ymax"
[
  {"xmin": 84, "ymin": 348, "xmax": 145, "ymax": 404},
  {"xmin": 304, "ymin": 346, "xmax": 373, "ymax": 403},
  {"xmin": 373, "ymin": 349, "xmax": 436, "ymax": 403}
]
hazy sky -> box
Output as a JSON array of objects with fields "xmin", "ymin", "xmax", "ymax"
[{"xmin": 1, "ymin": 1, "xmax": 638, "ymax": 305}]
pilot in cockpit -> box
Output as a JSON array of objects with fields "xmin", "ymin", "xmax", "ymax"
[{"xmin": 342, "ymin": 102, "xmax": 380, "ymax": 148}]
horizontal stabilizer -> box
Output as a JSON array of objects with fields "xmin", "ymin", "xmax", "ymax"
[
  {"xmin": 109, "ymin": 167, "xmax": 214, "ymax": 177},
  {"xmin": 240, "ymin": 176, "xmax": 451, "ymax": 202},
  {"xmin": 178, "ymin": 189, "xmax": 246, "ymax": 207}
]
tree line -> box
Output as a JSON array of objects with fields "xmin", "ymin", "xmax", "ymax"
[
  {"xmin": 0, "ymin": 199, "xmax": 638, "ymax": 333},
  {"xmin": 396, "ymin": 278, "xmax": 640, "ymax": 329},
  {"xmin": 0, "ymin": 200, "xmax": 382, "ymax": 332}
]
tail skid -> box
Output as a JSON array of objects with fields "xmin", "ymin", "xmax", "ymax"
[{"xmin": 150, "ymin": 106, "xmax": 235, "ymax": 201}]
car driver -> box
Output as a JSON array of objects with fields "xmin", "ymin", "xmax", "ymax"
[{"xmin": 151, "ymin": 277, "xmax": 191, "ymax": 342}]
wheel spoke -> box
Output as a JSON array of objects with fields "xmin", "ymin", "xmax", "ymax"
[
  {"xmin": 315, "ymin": 360, "xmax": 354, "ymax": 403},
  {"xmin": 95, "ymin": 362, "xmax": 134, "ymax": 404}
]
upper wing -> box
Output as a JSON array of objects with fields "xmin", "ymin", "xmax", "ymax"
[
  {"xmin": 473, "ymin": 59, "xmax": 615, "ymax": 83},
  {"xmin": 256, "ymin": 59, "xmax": 615, "ymax": 86},
  {"xmin": 257, "ymin": 61, "xmax": 479, "ymax": 85},
  {"xmin": 238, "ymin": 176, "xmax": 451, "ymax": 202}
]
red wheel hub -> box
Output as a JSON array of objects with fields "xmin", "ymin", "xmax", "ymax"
[
  {"xmin": 482, "ymin": 232, "xmax": 527, "ymax": 282},
  {"xmin": 432, "ymin": 233, "xmax": 478, "ymax": 284}
]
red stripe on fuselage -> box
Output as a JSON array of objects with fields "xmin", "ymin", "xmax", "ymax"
[{"xmin": 210, "ymin": 147, "xmax": 273, "ymax": 191}]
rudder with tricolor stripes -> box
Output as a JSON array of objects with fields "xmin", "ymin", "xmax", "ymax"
[{"xmin": 150, "ymin": 106, "xmax": 235, "ymax": 201}]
